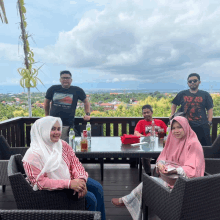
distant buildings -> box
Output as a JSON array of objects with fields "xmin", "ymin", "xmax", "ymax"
[
  {"xmin": 1, "ymin": 92, "xmax": 142, "ymax": 113},
  {"xmin": 99, "ymin": 103, "xmax": 114, "ymax": 111},
  {"xmin": 34, "ymin": 102, "xmax": 44, "ymax": 108},
  {"xmin": 110, "ymin": 93, "xmax": 123, "ymax": 95}
]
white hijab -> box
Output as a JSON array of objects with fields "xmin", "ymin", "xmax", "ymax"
[{"xmin": 22, "ymin": 116, "xmax": 71, "ymax": 190}]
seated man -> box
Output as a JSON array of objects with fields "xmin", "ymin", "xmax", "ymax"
[
  {"xmin": 134, "ymin": 104, "xmax": 167, "ymax": 137},
  {"xmin": 135, "ymin": 104, "xmax": 167, "ymax": 174}
]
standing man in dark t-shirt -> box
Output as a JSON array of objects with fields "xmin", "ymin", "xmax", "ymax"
[
  {"xmin": 170, "ymin": 73, "xmax": 213, "ymax": 146},
  {"xmin": 44, "ymin": 70, "xmax": 90, "ymax": 139}
]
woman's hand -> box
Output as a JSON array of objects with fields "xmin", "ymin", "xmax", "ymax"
[
  {"xmin": 162, "ymin": 167, "xmax": 178, "ymax": 174},
  {"xmin": 165, "ymin": 169, "xmax": 177, "ymax": 174},
  {"xmin": 78, "ymin": 187, "xmax": 87, "ymax": 199},
  {"xmin": 157, "ymin": 163, "xmax": 166, "ymax": 173},
  {"xmin": 70, "ymin": 179, "xmax": 86, "ymax": 192}
]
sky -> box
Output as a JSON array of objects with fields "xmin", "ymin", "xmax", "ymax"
[{"xmin": 1, "ymin": 0, "xmax": 220, "ymax": 94}]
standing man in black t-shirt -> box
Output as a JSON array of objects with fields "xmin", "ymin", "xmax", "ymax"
[
  {"xmin": 170, "ymin": 73, "xmax": 213, "ymax": 146},
  {"xmin": 44, "ymin": 70, "xmax": 90, "ymax": 139}
]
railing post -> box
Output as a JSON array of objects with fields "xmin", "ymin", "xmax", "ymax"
[
  {"xmin": 16, "ymin": 122, "xmax": 21, "ymax": 147},
  {"xmin": 26, "ymin": 124, "xmax": 32, "ymax": 147},
  {"xmin": 19, "ymin": 119, "xmax": 25, "ymax": 147},
  {"xmin": 106, "ymin": 123, "xmax": 111, "ymax": 136},
  {"xmin": 129, "ymin": 120, "xmax": 136, "ymax": 134},
  {"xmin": 113, "ymin": 123, "xmax": 118, "ymax": 136},
  {"xmin": 212, "ymin": 122, "xmax": 218, "ymax": 143},
  {"xmin": 122, "ymin": 122, "xmax": 127, "ymax": 135}
]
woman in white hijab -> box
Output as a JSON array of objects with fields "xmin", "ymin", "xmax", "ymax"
[{"xmin": 23, "ymin": 116, "xmax": 106, "ymax": 220}]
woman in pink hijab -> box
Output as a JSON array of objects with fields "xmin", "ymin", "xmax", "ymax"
[{"xmin": 111, "ymin": 116, "xmax": 205, "ymax": 220}]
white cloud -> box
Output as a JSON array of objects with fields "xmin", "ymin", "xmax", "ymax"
[
  {"xmin": 202, "ymin": 61, "xmax": 220, "ymax": 68},
  {"xmin": 3, "ymin": 0, "xmax": 220, "ymax": 85},
  {"xmin": 112, "ymin": 78, "xmax": 120, "ymax": 82},
  {"xmin": 0, "ymin": 78, "xmax": 20, "ymax": 85},
  {"xmin": 0, "ymin": 43, "xmax": 23, "ymax": 62},
  {"xmin": 70, "ymin": 1, "xmax": 77, "ymax": 4},
  {"xmin": 41, "ymin": 0, "xmax": 220, "ymax": 81},
  {"xmin": 106, "ymin": 76, "xmax": 149, "ymax": 83}
]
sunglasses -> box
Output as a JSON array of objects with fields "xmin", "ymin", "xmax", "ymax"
[
  {"xmin": 188, "ymin": 79, "xmax": 199, "ymax": 83},
  {"xmin": 61, "ymin": 77, "xmax": 71, "ymax": 80}
]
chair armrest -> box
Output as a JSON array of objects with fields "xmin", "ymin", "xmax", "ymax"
[
  {"xmin": 205, "ymin": 158, "xmax": 220, "ymax": 174},
  {"xmin": 0, "ymin": 160, "xmax": 10, "ymax": 185},
  {"xmin": 142, "ymin": 173, "xmax": 171, "ymax": 206},
  {"xmin": 9, "ymin": 172, "xmax": 85, "ymax": 210},
  {"xmin": 0, "ymin": 210, "xmax": 101, "ymax": 220},
  {"xmin": 204, "ymin": 171, "xmax": 211, "ymax": 176},
  {"xmin": 9, "ymin": 147, "xmax": 28, "ymax": 156},
  {"xmin": 142, "ymin": 173, "xmax": 186, "ymax": 220}
]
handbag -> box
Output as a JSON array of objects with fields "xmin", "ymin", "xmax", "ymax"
[
  {"xmin": 159, "ymin": 172, "xmax": 179, "ymax": 186},
  {"xmin": 152, "ymin": 166, "xmax": 179, "ymax": 186},
  {"xmin": 120, "ymin": 134, "xmax": 140, "ymax": 144},
  {"xmin": 156, "ymin": 161, "xmax": 180, "ymax": 186}
]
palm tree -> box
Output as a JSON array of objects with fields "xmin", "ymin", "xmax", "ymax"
[{"xmin": 0, "ymin": 0, "xmax": 8, "ymax": 24}]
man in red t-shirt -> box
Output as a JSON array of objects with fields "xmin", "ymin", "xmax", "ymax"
[{"xmin": 134, "ymin": 105, "xmax": 167, "ymax": 137}]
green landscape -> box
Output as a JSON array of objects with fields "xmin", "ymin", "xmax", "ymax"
[{"xmin": 1, "ymin": 91, "xmax": 220, "ymax": 122}]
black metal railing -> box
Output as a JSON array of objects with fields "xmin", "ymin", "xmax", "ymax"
[{"xmin": 1, "ymin": 116, "xmax": 219, "ymax": 147}]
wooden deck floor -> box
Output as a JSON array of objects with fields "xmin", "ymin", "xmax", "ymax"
[{"xmin": 0, "ymin": 164, "xmax": 159, "ymax": 220}]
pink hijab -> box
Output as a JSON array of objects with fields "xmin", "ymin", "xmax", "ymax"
[{"xmin": 157, "ymin": 116, "xmax": 205, "ymax": 178}]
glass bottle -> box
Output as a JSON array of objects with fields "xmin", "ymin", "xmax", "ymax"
[
  {"xmin": 69, "ymin": 128, "xmax": 75, "ymax": 150},
  {"xmin": 151, "ymin": 120, "xmax": 156, "ymax": 141},
  {"xmin": 80, "ymin": 132, "xmax": 88, "ymax": 152}
]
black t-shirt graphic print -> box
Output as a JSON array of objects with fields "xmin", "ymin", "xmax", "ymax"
[
  {"xmin": 53, "ymin": 93, "xmax": 73, "ymax": 109},
  {"xmin": 172, "ymin": 90, "xmax": 213, "ymax": 127},
  {"xmin": 45, "ymin": 85, "xmax": 86, "ymax": 126}
]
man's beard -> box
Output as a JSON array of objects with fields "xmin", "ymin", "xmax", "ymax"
[
  {"xmin": 190, "ymin": 86, "xmax": 198, "ymax": 91},
  {"xmin": 144, "ymin": 116, "xmax": 151, "ymax": 121}
]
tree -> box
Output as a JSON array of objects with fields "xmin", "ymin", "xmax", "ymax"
[
  {"xmin": 0, "ymin": 0, "xmax": 8, "ymax": 24},
  {"xmin": 17, "ymin": 0, "xmax": 43, "ymax": 117}
]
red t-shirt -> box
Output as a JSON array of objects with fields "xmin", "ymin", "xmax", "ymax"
[{"xmin": 134, "ymin": 119, "xmax": 167, "ymax": 136}]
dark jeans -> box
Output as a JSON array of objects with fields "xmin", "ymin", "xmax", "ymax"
[
  {"xmin": 72, "ymin": 125, "xmax": 81, "ymax": 137},
  {"xmin": 190, "ymin": 123, "xmax": 212, "ymax": 146},
  {"xmin": 85, "ymin": 177, "xmax": 106, "ymax": 220},
  {"xmin": 61, "ymin": 125, "xmax": 81, "ymax": 142}
]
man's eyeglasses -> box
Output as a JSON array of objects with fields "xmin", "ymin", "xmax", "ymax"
[
  {"xmin": 61, "ymin": 77, "xmax": 71, "ymax": 80},
  {"xmin": 188, "ymin": 79, "xmax": 199, "ymax": 84}
]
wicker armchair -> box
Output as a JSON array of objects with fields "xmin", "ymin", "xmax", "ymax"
[
  {"xmin": 0, "ymin": 135, "xmax": 28, "ymax": 192},
  {"xmin": 142, "ymin": 173, "xmax": 220, "ymax": 220},
  {"xmin": 0, "ymin": 210, "xmax": 101, "ymax": 220},
  {"xmin": 8, "ymin": 154, "xmax": 86, "ymax": 210},
  {"xmin": 203, "ymin": 134, "xmax": 220, "ymax": 158},
  {"xmin": 205, "ymin": 158, "xmax": 220, "ymax": 175}
]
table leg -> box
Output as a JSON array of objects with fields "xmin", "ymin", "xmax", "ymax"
[
  {"xmin": 139, "ymin": 158, "xmax": 152, "ymax": 181},
  {"xmin": 139, "ymin": 157, "xmax": 142, "ymax": 182},
  {"xmin": 142, "ymin": 158, "xmax": 152, "ymax": 176},
  {"xmin": 142, "ymin": 204, "xmax": 149, "ymax": 220},
  {"xmin": 100, "ymin": 158, "xmax": 104, "ymax": 181}
]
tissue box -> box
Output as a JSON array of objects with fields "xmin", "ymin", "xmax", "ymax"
[{"xmin": 120, "ymin": 134, "xmax": 140, "ymax": 144}]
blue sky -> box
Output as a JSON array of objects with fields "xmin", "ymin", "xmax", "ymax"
[{"xmin": 1, "ymin": 0, "xmax": 220, "ymax": 93}]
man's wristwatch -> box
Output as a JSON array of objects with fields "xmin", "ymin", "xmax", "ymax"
[
  {"xmin": 208, "ymin": 121, "xmax": 212, "ymax": 126},
  {"xmin": 86, "ymin": 112, "xmax": 90, "ymax": 116}
]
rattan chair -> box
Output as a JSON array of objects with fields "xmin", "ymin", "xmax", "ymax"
[
  {"xmin": 8, "ymin": 154, "xmax": 86, "ymax": 210},
  {"xmin": 0, "ymin": 210, "xmax": 101, "ymax": 220},
  {"xmin": 205, "ymin": 158, "xmax": 220, "ymax": 175},
  {"xmin": 0, "ymin": 135, "xmax": 28, "ymax": 192},
  {"xmin": 203, "ymin": 134, "xmax": 220, "ymax": 158},
  {"xmin": 142, "ymin": 172, "xmax": 220, "ymax": 220}
]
